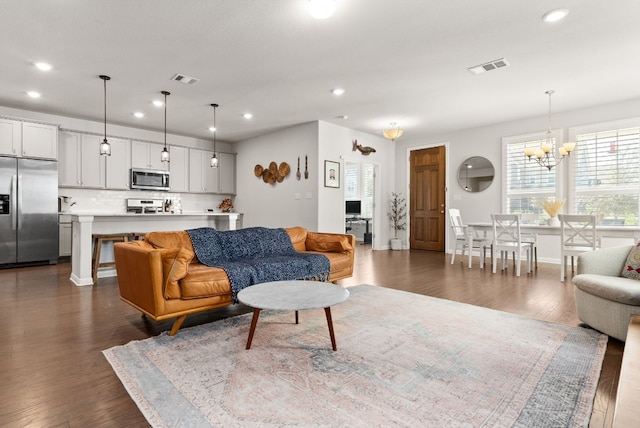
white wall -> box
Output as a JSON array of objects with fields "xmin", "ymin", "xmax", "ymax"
[
  {"xmin": 235, "ymin": 122, "xmax": 319, "ymax": 230},
  {"xmin": 317, "ymin": 121, "xmax": 395, "ymax": 248},
  {"xmin": 394, "ymin": 97, "xmax": 640, "ymax": 260}
]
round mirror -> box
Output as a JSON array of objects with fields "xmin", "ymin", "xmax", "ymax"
[{"xmin": 457, "ymin": 156, "xmax": 495, "ymax": 193}]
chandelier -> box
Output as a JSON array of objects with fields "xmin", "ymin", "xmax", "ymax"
[
  {"xmin": 382, "ymin": 122, "xmax": 404, "ymax": 141},
  {"xmin": 524, "ymin": 90, "xmax": 575, "ymax": 170}
]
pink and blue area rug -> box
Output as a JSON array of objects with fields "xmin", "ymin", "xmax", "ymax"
[{"xmin": 103, "ymin": 285, "xmax": 607, "ymax": 427}]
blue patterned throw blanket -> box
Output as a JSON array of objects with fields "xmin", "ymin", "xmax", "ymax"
[{"xmin": 187, "ymin": 227, "xmax": 330, "ymax": 301}]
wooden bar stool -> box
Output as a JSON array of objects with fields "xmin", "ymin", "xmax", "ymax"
[
  {"xmin": 129, "ymin": 232, "xmax": 147, "ymax": 241},
  {"xmin": 92, "ymin": 233, "xmax": 129, "ymax": 283}
]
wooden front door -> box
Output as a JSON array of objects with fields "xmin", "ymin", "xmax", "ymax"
[{"xmin": 410, "ymin": 146, "xmax": 446, "ymax": 251}]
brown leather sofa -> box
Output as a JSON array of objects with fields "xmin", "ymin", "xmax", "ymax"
[{"xmin": 113, "ymin": 227, "xmax": 354, "ymax": 335}]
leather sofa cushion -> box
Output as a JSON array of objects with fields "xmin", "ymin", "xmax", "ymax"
[
  {"xmin": 179, "ymin": 263, "xmax": 233, "ymax": 299},
  {"xmin": 286, "ymin": 227, "xmax": 308, "ymax": 252},
  {"xmin": 306, "ymin": 232, "xmax": 352, "ymax": 252},
  {"xmin": 160, "ymin": 247, "xmax": 195, "ymax": 299}
]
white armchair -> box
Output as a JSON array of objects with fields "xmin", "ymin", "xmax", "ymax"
[{"xmin": 573, "ymin": 245, "xmax": 640, "ymax": 341}]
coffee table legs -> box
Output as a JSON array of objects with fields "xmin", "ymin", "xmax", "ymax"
[
  {"xmin": 324, "ymin": 307, "xmax": 337, "ymax": 351},
  {"xmin": 245, "ymin": 308, "xmax": 261, "ymax": 350},
  {"xmin": 245, "ymin": 307, "xmax": 338, "ymax": 351}
]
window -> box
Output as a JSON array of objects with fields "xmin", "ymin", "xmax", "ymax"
[
  {"xmin": 502, "ymin": 131, "xmax": 562, "ymax": 221},
  {"xmin": 344, "ymin": 161, "xmax": 374, "ymax": 218},
  {"xmin": 569, "ymin": 119, "xmax": 640, "ymax": 226}
]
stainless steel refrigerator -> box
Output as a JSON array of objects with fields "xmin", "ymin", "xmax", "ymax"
[{"xmin": 0, "ymin": 157, "xmax": 58, "ymax": 265}]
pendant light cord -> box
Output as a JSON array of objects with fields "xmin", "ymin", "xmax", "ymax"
[{"xmin": 103, "ymin": 78, "xmax": 107, "ymax": 139}]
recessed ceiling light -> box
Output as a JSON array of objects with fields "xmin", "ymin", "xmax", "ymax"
[
  {"xmin": 243, "ymin": 113, "xmax": 253, "ymax": 119},
  {"xmin": 308, "ymin": 0, "xmax": 336, "ymax": 19},
  {"xmin": 34, "ymin": 62, "xmax": 53, "ymax": 71},
  {"xmin": 209, "ymin": 126, "xmax": 217, "ymax": 132},
  {"xmin": 331, "ymin": 88, "xmax": 346, "ymax": 96},
  {"xmin": 152, "ymin": 100, "xmax": 164, "ymax": 107},
  {"xmin": 542, "ymin": 8, "xmax": 569, "ymax": 23},
  {"xmin": 133, "ymin": 112, "xmax": 144, "ymax": 118},
  {"xmin": 27, "ymin": 91, "xmax": 41, "ymax": 98},
  {"xmin": 337, "ymin": 115, "xmax": 349, "ymax": 120}
]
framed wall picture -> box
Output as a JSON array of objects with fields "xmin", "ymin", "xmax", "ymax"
[{"xmin": 324, "ymin": 160, "xmax": 340, "ymax": 188}]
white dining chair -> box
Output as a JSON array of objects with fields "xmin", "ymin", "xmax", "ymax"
[
  {"xmin": 520, "ymin": 213, "xmax": 539, "ymax": 269},
  {"xmin": 559, "ymin": 214, "xmax": 598, "ymax": 281},
  {"xmin": 449, "ymin": 208, "xmax": 491, "ymax": 268},
  {"xmin": 491, "ymin": 214, "xmax": 532, "ymax": 277}
]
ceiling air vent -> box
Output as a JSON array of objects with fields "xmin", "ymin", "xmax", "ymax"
[
  {"xmin": 468, "ymin": 58, "xmax": 510, "ymax": 75},
  {"xmin": 171, "ymin": 73, "xmax": 200, "ymax": 85}
]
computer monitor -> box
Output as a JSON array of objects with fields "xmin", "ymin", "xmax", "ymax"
[{"xmin": 345, "ymin": 200, "xmax": 361, "ymax": 216}]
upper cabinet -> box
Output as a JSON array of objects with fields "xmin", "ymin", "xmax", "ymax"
[
  {"xmin": 0, "ymin": 119, "xmax": 57, "ymax": 160},
  {"xmin": 105, "ymin": 137, "xmax": 131, "ymax": 189},
  {"xmin": 218, "ymin": 152, "xmax": 236, "ymax": 194},
  {"xmin": 0, "ymin": 118, "xmax": 21, "ymax": 156},
  {"xmin": 59, "ymin": 131, "xmax": 129, "ymax": 189},
  {"xmin": 169, "ymin": 145, "xmax": 189, "ymax": 193},
  {"xmin": 58, "ymin": 131, "xmax": 104, "ymax": 188},
  {"xmin": 131, "ymin": 141, "xmax": 168, "ymax": 171},
  {"xmin": 189, "ymin": 148, "xmax": 218, "ymax": 193}
]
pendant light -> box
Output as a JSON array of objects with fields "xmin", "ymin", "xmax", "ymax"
[
  {"xmin": 160, "ymin": 90, "xmax": 170, "ymax": 163},
  {"xmin": 99, "ymin": 75, "xmax": 111, "ymax": 156},
  {"xmin": 210, "ymin": 103, "xmax": 219, "ymax": 168}
]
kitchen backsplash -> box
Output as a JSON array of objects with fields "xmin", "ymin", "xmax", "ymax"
[{"xmin": 58, "ymin": 188, "xmax": 231, "ymax": 214}]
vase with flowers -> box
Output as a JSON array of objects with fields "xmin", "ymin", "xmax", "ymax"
[
  {"xmin": 219, "ymin": 198, "xmax": 233, "ymax": 213},
  {"xmin": 541, "ymin": 198, "xmax": 564, "ymax": 226}
]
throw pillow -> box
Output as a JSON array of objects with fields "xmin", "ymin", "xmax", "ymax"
[
  {"xmin": 622, "ymin": 243, "xmax": 640, "ymax": 280},
  {"xmin": 160, "ymin": 247, "xmax": 194, "ymax": 299}
]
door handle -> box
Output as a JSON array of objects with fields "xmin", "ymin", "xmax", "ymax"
[
  {"xmin": 11, "ymin": 174, "xmax": 17, "ymax": 230},
  {"xmin": 17, "ymin": 174, "xmax": 22, "ymax": 230}
]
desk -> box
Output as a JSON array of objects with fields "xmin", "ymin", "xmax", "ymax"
[{"xmin": 346, "ymin": 217, "xmax": 372, "ymax": 243}]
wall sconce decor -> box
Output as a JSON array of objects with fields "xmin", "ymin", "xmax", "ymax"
[{"xmin": 254, "ymin": 161, "xmax": 290, "ymax": 185}]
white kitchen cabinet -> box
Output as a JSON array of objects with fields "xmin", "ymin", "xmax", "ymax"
[
  {"xmin": 189, "ymin": 148, "xmax": 218, "ymax": 193},
  {"xmin": 169, "ymin": 145, "xmax": 189, "ymax": 192},
  {"xmin": 105, "ymin": 137, "xmax": 130, "ymax": 189},
  {"xmin": 0, "ymin": 120, "xmax": 57, "ymax": 159},
  {"xmin": 58, "ymin": 131, "xmax": 105, "ymax": 188},
  {"xmin": 131, "ymin": 141, "xmax": 168, "ymax": 171},
  {"xmin": 59, "ymin": 215, "xmax": 72, "ymax": 257},
  {"xmin": 218, "ymin": 152, "xmax": 236, "ymax": 194},
  {"xmin": 0, "ymin": 118, "xmax": 22, "ymax": 156},
  {"xmin": 22, "ymin": 122, "xmax": 58, "ymax": 159}
]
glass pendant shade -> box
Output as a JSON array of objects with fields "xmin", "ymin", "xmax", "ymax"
[
  {"xmin": 99, "ymin": 75, "xmax": 111, "ymax": 156},
  {"xmin": 210, "ymin": 103, "xmax": 219, "ymax": 168},
  {"xmin": 383, "ymin": 122, "xmax": 404, "ymax": 141},
  {"xmin": 161, "ymin": 90, "xmax": 170, "ymax": 163},
  {"xmin": 100, "ymin": 138, "xmax": 111, "ymax": 156}
]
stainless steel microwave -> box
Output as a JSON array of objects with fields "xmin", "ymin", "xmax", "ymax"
[{"xmin": 130, "ymin": 168, "xmax": 170, "ymax": 191}]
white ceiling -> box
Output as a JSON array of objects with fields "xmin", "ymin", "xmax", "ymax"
[{"xmin": 2, "ymin": 0, "xmax": 640, "ymax": 144}]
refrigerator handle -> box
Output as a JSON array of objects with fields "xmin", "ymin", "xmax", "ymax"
[
  {"xmin": 17, "ymin": 174, "xmax": 22, "ymax": 230},
  {"xmin": 11, "ymin": 174, "xmax": 17, "ymax": 230}
]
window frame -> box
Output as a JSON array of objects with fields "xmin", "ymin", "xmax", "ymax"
[
  {"xmin": 502, "ymin": 129, "xmax": 565, "ymax": 218},
  {"xmin": 567, "ymin": 117, "xmax": 640, "ymax": 225}
]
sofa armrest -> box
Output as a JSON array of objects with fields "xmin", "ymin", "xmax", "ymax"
[
  {"xmin": 114, "ymin": 241, "xmax": 166, "ymax": 318},
  {"xmin": 577, "ymin": 245, "xmax": 633, "ymax": 277}
]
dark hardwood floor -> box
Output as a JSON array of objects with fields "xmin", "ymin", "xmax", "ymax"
[{"xmin": 0, "ymin": 247, "xmax": 623, "ymax": 427}]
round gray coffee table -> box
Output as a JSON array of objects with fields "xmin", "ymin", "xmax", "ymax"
[{"xmin": 237, "ymin": 280, "xmax": 350, "ymax": 351}]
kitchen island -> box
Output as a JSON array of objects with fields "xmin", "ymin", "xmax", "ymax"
[{"xmin": 70, "ymin": 212, "xmax": 241, "ymax": 286}]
